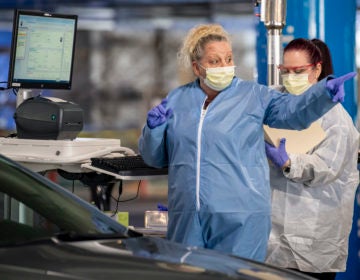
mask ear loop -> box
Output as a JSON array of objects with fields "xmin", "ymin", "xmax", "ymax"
[
  {"xmin": 198, "ymin": 63, "xmax": 206, "ymax": 71},
  {"xmin": 197, "ymin": 63, "xmax": 208, "ymax": 80},
  {"xmin": 314, "ymin": 61, "xmax": 322, "ymax": 81}
]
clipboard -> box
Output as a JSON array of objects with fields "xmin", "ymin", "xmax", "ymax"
[{"xmin": 263, "ymin": 121, "xmax": 325, "ymax": 154}]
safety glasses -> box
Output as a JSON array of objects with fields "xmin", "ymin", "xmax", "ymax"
[{"xmin": 278, "ymin": 63, "xmax": 318, "ymax": 75}]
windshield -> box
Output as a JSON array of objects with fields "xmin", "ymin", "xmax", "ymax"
[{"xmin": 0, "ymin": 155, "xmax": 128, "ymax": 245}]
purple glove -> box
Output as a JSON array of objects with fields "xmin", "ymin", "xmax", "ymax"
[
  {"xmin": 157, "ymin": 203, "xmax": 168, "ymax": 211},
  {"xmin": 326, "ymin": 72, "xmax": 357, "ymax": 102},
  {"xmin": 265, "ymin": 138, "xmax": 289, "ymax": 168},
  {"xmin": 147, "ymin": 98, "xmax": 173, "ymax": 129}
]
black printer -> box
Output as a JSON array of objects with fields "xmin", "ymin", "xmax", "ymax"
[{"xmin": 14, "ymin": 96, "xmax": 84, "ymax": 140}]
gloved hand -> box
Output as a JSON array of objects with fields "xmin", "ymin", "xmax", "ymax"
[
  {"xmin": 157, "ymin": 203, "xmax": 168, "ymax": 211},
  {"xmin": 265, "ymin": 138, "xmax": 289, "ymax": 169},
  {"xmin": 147, "ymin": 98, "xmax": 173, "ymax": 129},
  {"xmin": 326, "ymin": 72, "xmax": 357, "ymax": 102}
]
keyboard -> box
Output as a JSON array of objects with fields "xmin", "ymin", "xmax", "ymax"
[{"xmin": 90, "ymin": 155, "xmax": 168, "ymax": 177}]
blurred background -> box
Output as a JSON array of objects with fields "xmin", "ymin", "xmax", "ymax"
[
  {"xmin": 1, "ymin": 0, "xmax": 360, "ymax": 144},
  {"xmin": 0, "ymin": 0, "xmax": 259, "ymax": 227},
  {"xmin": 0, "ymin": 0, "xmax": 257, "ymax": 143}
]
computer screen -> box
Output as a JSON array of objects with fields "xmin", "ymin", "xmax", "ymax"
[{"xmin": 7, "ymin": 9, "xmax": 77, "ymax": 90}]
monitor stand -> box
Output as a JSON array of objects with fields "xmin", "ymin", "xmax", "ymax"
[{"xmin": 16, "ymin": 89, "xmax": 41, "ymax": 107}]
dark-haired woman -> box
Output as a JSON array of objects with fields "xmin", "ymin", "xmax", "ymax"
[{"xmin": 265, "ymin": 38, "xmax": 359, "ymax": 280}]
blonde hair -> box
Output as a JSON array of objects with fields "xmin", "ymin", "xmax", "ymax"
[{"xmin": 177, "ymin": 24, "xmax": 231, "ymax": 80}]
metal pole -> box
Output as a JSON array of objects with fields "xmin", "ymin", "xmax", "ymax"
[{"xmin": 262, "ymin": 0, "xmax": 286, "ymax": 86}]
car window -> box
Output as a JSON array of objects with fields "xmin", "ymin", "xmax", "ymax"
[
  {"xmin": 0, "ymin": 155, "xmax": 129, "ymax": 245},
  {"xmin": 0, "ymin": 193, "xmax": 60, "ymax": 245}
]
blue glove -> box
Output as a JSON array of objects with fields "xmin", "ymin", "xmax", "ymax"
[
  {"xmin": 147, "ymin": 98, "xmax": 173, "ymax": 129},
  {"xmin": 326, "ymin": 72, "xmax": 357, "ymax": 102},
  {"xmin": 157, "ymin": 203, "xmax": 168, "ymax": 211},
  {"xmin": 265, "ymin": 138, "xmax": 289, "ymax": 168}
]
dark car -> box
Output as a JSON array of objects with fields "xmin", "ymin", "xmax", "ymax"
[{"xmin": 0, "ymin": 153, "xmax": 314, "ymax": 280}]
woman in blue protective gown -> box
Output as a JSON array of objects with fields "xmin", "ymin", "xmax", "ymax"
[{"xmin": 138, "ymin": 24, "xmax": 355, "ymax": 262}]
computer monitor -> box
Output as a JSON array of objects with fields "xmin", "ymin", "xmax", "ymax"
[
  {"xmin": 6, "ymin": 9, "xmax": 83, "ymax": 140},
  {"xmin": 7, "ymin": 9, "xmax": 78, "ymax": 90}
]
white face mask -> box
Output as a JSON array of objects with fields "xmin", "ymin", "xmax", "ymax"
[
  {"xmin": 200, "ymin": 65, "xmax": 235, "ymax": 91},
  {"xmin": 282, "ymin": 73, "xmax": 312, "ymax": 95}
]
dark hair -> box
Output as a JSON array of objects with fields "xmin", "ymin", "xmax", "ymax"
[
  {"xmin": 284, "ymin": 38, "xmax": 334, "ymax": 80},
  {"xmin": 310, "ymin": 39, "xmax": 334, "ymax": 80}
]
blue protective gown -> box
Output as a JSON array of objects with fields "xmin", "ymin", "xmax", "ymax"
[{"xmin": 138, "ymin": 76, "xmax": 336, "ymax": 262}]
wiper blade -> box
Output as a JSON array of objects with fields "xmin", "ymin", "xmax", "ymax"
[{"xmin": 55, "ymin": 231, "xmax": 139, "ymax": 242}]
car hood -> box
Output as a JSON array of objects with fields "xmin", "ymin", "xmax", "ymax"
[{"xmin": 0, "ymin": 235, "xmax": 313, "ymax": 280}]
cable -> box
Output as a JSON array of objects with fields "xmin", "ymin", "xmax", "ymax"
[
  {"xmin": 5, "ymin": 133, "xmax": 17, "ymax": 138},
  {"xmin": 0, "ymin": 86, "xmax": 18, "ymax": 94},
  {"xmin": 118, "ymin": 180, "xmax": 141, "ymax": 202},
  {"xmin": 110, "ymin": 180, "xmax": 123, "ymax": 217},
  {"xmin": 111, "ymin": 180, "xmax": 142, "ymax": 216},
  {"xmin": 0, "ymin": 81, "xmax": 9, "ymax": 90}
]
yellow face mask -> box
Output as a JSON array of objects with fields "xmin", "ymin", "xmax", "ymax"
[
  {"xmin": 282, "ymin": 73, "xmax": 312, "ymax": 95},
  {"xmin": 202, "ymin": 66, "xmax": 235, "ymax": 91}
]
